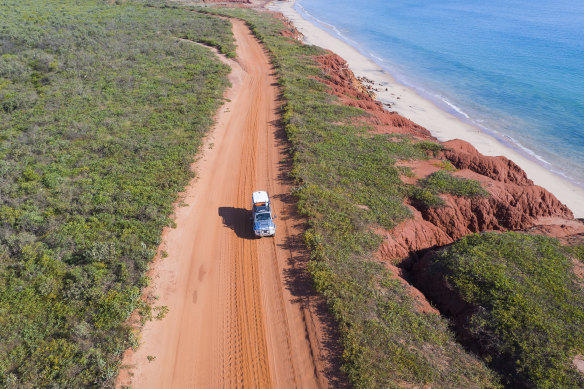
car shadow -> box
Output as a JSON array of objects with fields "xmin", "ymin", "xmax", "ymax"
[{"xmin": 218, "ymin": 206, "xmax": 257, "ymax": 240}]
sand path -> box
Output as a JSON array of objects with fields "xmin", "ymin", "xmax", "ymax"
[{"xmin": 116, "ymin": 19, "xmax": 336, "ymax": 388}]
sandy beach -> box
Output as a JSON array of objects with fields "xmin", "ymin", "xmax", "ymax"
[{"xmin": 268, "ymin": 0, "xmax": 584, "ymax": 218}]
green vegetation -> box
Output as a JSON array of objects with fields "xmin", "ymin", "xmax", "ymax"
[
  {"xmin": 422, "ymin": 170, "xmax": 488, "ymax": 198},
  {"xmin": 200, "ymin": 6, "xmax": 499, "ymax": 388},
  {"xmin": 429, "ymin": 232, "xmax": 584, "ymax": 388},
  {"xmin": 0, "ymin": 0, "xmax": 232, "ymax": 386},
  {"xmin": 572, "ymin": 244, "xmax": 584, "ymax": 264},
  {"xmin": 411, "ymin": 169, "xmax": 489, "ymax": 208}
]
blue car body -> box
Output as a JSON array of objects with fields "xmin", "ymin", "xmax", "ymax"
[
  {"xmin": 253, "ymin": 218, "xmax": 276, "ymax": 237},
  {"xmin": 252, "ymin": 191, "xmax": 276, "ymax": 237}
]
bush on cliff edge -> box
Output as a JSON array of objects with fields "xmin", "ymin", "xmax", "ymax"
[{"xmin": 428, "ymin": 232, "xmax": 584, "ymax": 388}]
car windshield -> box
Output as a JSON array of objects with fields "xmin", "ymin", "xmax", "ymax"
[{"xmin": 255, "ymin": 213, "xmax": 271, "ymax": 221}]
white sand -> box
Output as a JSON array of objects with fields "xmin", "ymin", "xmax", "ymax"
[{"xmin": 268, "ymin": 0, "xmax": 584, "ymax": 218}]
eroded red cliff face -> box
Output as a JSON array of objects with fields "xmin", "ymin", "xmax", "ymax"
[
  {"xmin": 313, "ymin": 54, "xmax": 431, "ymax": 138},
  {"xmin": 381, "ymin": 137, "xmax": 579, "ymax": 260},
  {"xmin": 441, "ymin": 139, "xmax": 532, "ymax": 186},
  {"xmin": 313, "ymin": 53, "xmax": 584, "ymax": 262}
]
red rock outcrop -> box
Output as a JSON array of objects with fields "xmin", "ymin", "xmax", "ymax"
[
  {"xmin": 313, "ymin": 54, "xmax": 431, "ymax": 138},
  {"xmin": 421, "ymin": 181, "xmax": 571, "ymax": 234},
  {"xmin": 440, "ymin": 139, "xmax": 532, "ymax": 186},
  {"xmin": 379, "ymin": 158, "xmax": 576, "ymax": 259},
  {"xmin": 312, "ymin": 52, "xmax": 583, "ymax": 262},
  {"xmin": 378, "ymin": 205, "xmax": 453, "ymax": 261},
  {"xmin": 522, "ymin": 217, "xmax": 584, "ymax": 244}
]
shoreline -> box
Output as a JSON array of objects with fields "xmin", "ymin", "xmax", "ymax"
[{"xmin": 268, "ymin": 0, "xmax": 584, "ymax": 218}]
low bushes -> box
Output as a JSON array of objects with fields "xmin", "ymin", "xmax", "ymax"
[
  {"xmin": 427, "ymin": 232, "xmax": 584, "ymax": 388},
  {"xmin": 410, "ymin": 169, "xmax": 489, "ymax": 208},
  {"xmin": 0, "ymin": 0, "xmax": 232, "ymax": 386}
]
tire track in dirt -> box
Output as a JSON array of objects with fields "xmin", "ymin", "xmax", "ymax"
[{"xmin": 116, "ymin": 18, "xmax": 340, "ymax": 388}]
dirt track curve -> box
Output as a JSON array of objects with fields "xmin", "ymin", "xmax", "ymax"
[{"xmin": 117, "ymin": 19, "xmax": 340, "ymax": 388}]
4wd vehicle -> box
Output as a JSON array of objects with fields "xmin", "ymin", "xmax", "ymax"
[{"xmin": 252, "ymin": 191, "xmax": 276, "ymax": 237}]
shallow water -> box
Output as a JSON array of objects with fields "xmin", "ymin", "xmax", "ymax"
[{"xmin": 296, "ymin": 0, "xmax": 584, "ymax": 187}]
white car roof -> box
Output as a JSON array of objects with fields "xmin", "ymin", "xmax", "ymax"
[{"xmin": 252, "ymin": 191, "xmax": 270, "ymax": 205}]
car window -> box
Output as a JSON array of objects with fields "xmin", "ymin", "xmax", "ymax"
[{"xmin": 255, "ymin": 213, "xmax": 271, "ymax": 221}]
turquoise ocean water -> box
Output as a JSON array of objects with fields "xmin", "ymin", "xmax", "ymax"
[{"xmin": 295, "ymin": 0, "xmax": 584, "ymax": 187}]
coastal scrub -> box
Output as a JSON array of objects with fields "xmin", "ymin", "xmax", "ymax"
[
  {"xmin": 426, "ymin": 232, "xmax": 584, "ymax": 388},
  {"xmin": 410, "ymin": 169, "xmax": 489, "ymax": 208},
  {"xmin": 0, "ymin": 0, "xmax": 232, "ymax": 386}
]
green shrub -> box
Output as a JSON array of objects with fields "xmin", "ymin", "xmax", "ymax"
[
  {"xmin": 429, "ymin": 232, "xmax": 584, "ymax": 388},
  {"xmin": 410, "ymin": 169, "xmax": 488, "ymax": 208},
  {"xmin": 409, "ymin": 186, "xmax": 445, "ymax": 208},
  {"xmin": 422, "ymin": 170, "xmax": 488, "ymax": 197}
]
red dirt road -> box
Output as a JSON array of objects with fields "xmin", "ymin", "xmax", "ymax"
[{"xmin": 117, "ymin": 19, "xmax": 338, "ymax": 388}]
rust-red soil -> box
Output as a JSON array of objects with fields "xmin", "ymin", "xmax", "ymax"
[{"xmin": 116, "ymin": 19, "xmax": 337, "ymax": 389}]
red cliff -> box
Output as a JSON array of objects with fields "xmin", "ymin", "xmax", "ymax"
[{"xmin": 313, "ymin": 53, "xmax": 584, "ymax": 261}]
